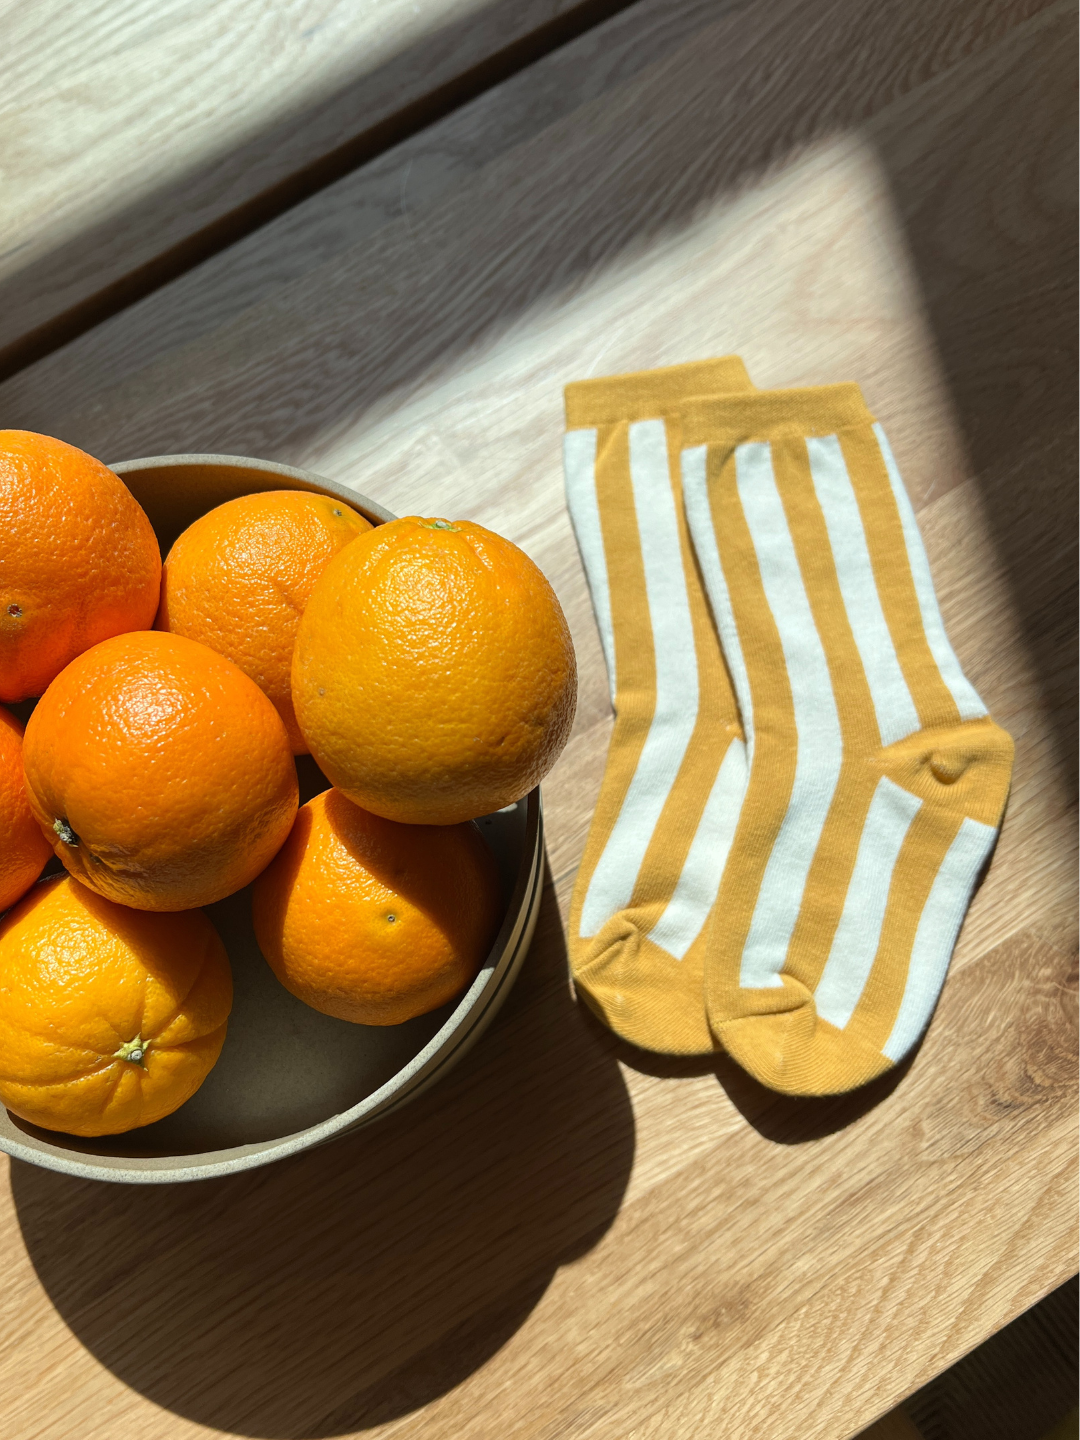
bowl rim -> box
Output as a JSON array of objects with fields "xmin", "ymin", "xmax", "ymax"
[{"xmin": 110, "ymin": 451, "xmax": 398, "ymax": 529}]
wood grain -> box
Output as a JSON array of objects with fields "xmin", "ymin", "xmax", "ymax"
[
  {"xmin": 895, "ymin": 1274, "xmax": 1077, "ymax": 1440},
  {"xmin": 0, "ymin": 0, "xmax": 1075, "ymax": 1436},
  {"xmin": 0, "ymin": 0, "xmax": 726, "ymax": 400},
  {"xmin": 0, "ymin": 0, "xmax": 633, "ymax": 372}
]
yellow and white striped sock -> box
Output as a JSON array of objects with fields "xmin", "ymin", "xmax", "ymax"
[
  {"xmin": 563, "ymin": 357, "xmax": 751, "ymax": 1054},
  {"xmin": 681, "ymin": 383, "xmax": 1014, "ymax": 1095}
]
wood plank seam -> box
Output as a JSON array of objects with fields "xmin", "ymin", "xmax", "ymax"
[{"xmin": 0, "ymin": 0, "xmax": 648, "ymax": 387}]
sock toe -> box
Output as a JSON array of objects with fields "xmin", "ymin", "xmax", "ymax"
[
  {"xmin": 712, "ymin": 997, "xmax": 895, "ymax": 1096},
  {"xmin": 574, "ymin": 916, "xmax": 716, "ymax": 1055}
]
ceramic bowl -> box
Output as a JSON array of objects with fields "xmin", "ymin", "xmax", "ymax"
[{"xmin": 0, "ymin": 454, "xmax": 543, "ymax": 1184}]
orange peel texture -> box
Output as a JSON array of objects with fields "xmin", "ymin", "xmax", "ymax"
[
  {"xmin": 0, "ymin": 430, "xmax": 160, "ymax": 703},
  {"xmin": 157, "ymin": 489, "xmax": 371, "ymax": 752},
  {"xmin": 0, "ymin": 876, "xmax": 232, "ymax": 1136},
  {"xmin": 292, "ymin": 517, "xmax": 577, "ymax": 824},
  {"xmin": 23, "ymin": 631, "xmax": 298, "ymax": 911},
  {"xmin": 253, "ymin": 788, "xmax": 503, "ymax": 1025}
]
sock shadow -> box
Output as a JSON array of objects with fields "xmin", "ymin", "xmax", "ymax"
[
  {"xmin": 10, "ymin": 866, "xmax": 635, "ymax": 1438},
  {"xmin": 712, "ymin": 1048, "xmax": 918, "ymax": 1145},
  {"xmin": 589, "ymin": 1001, "xmax": 919, "ymax": 1145}
]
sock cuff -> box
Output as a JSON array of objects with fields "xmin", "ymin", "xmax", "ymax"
[
  {"xmin": 565, "ymin": 355, "xmax": 753, "ymax": 428},
  {"xmin": 681, "ymin": 382, "xmax": 874, "ymax": 447}
]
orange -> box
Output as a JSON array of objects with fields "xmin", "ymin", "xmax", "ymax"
[
  {"xmin": 252, "ymin": 788, "xmax": 502, "ymax": 1025},
  {"xmin": 292, "ymin": 517, "xmax": 577, "ymax": 824},
  {"xmin": 0, "ymin": 430, "xmax": 161, "ymax": 703},
  {"xmin": 157, "ymin": 489, "xmax": 371, "ymax": 752},
  {"xmin": 0, "ymin": 706, "xmax": 52, "ymax": 912},
  {"xmin": 0, "ymin": 875, "xmax": 231, "ymax": 1136},
  {"xmin": 22, "ymin": 631, "xmax": 298, "ymax": 912}
]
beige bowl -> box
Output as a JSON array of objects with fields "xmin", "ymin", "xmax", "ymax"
[{"xmin": 0, "ymin": 454, "xmax": 543, "ymax": 1184}]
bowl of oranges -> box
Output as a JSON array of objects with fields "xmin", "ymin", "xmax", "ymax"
[{"xmin": 0, "ymin": 438, "xmax": 575, "ymax": 1183}]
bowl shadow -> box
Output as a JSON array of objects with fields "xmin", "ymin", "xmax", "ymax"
[{"xmin": 11, "ymin": 868, "xmax": 636, "ymax": 1437}]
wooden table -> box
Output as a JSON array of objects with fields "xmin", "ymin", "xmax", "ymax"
[{"xmin": 0, "ymin": 1, "xmax": 1075, "ymax": 1436}]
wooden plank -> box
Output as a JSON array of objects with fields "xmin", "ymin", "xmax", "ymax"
[
  {"xmin": 0, "ymin": 0, "xmax": 1074, "ymax": 1436},
  {"xmin": 0, "ymin": 0, "xmax": 725, "ymax": 396},
  {"xmin": 898, "ymin": 1275, "xmax": 1078, "ymax": 1440},
  {"xmin": 0, "ymin": 0, "xmax": 639, "ymax": 374}
]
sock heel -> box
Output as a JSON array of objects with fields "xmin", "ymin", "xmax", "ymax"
[{"xmin": 878, "ymin": 718, "xmax": 1014, "ymax": 827}]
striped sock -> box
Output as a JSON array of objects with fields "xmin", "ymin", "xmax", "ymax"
[
  {"xmin": 563, "ymin": 357, "xmax": 752, "ymax": 1054},
  {"xmin": 681, "ymin": 383, "xmax": 1014, "ymax": 1095}
]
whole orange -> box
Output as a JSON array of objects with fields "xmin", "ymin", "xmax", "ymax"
[
  {"xmin": 23, "ymin": 631, "xmax": 298, "ymax": 911},
  {"xmin": 252, "ymin": 788, "xmax": 502, "ymax": 1025},
  {"xmin": 157, "ymin": 489, "xmax": 371, "ymax": 752},
  {"xmin": 0, "ymin": 875, "xmax": 231, "ymax": 1136},
  {"xmin": 292, "ymin": 518, "xmax": 577, "ymax": 824},
  {"xmin": 0, "ymin": 706, "xmax": 52, "ymax": 912},
  {"xmin": 0, "ymin": 430, "xmax": 161, "ymax": 702}
]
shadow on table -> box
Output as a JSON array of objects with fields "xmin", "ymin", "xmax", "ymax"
[
  {"xmin": 584, "ymin": 1005, "xmax": 918, "ymax": 1145},
  {"xmin": 0, "ymin": 0, "xmax": 646, "ymax": 382},
  {"xmin": 871, "ymin": 4, "xmax": 1078, "ymax": 789},
  {"xmin": 11, "ymin": 871, "xmax": 636, "ymax": 1438}
]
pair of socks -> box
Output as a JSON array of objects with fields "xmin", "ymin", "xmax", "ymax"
[{"xmin": 563, "ymin": 359, "xmax": 1013, "ymax": 1095}]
